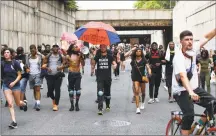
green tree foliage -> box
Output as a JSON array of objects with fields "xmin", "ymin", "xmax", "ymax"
[
  {"xmin": 134, "ymin": 0, "xmax": 176, "ymax": 9},
  {"xmin": 65, "ymin": 0, "xmax": 78, "ymax": 10}
]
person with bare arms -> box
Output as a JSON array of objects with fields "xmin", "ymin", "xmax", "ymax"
[
  {"xmin": 40, "ymin": 44, "xmax": 50, "ymax": 90},
  {"xmin": 66, "ymin": 43, "xmax": 85, "ymax": 111},
  {"xmin": 92, "ymin": 44, "xmax": 117, "ymax": 115},
  {"xmin": 26, "ymin": 44, "xmax": 44, "ymax": 111}
]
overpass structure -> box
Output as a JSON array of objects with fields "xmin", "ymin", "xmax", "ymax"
[{"xmin": 75, "ymin": 9, "xmax": 173, "ymax": 46}]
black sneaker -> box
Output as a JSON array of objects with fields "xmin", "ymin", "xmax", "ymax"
[
  {"xmin": 20, "ymin": 106, "xmax": 23, "ymax": 110},
  {"xmin": 69, "ymin": 104, "xmax": 74, "ymax": 111},
  {"xmin": 9, "ymin": 121, "xmax": 17, "ymax": 129},
  {"xmin": 75, "ymin": 104, "xmax": 80, "ymax": 111},
  {"xmin": 23, "ymin": 101, "xmax": 28, "ymax": 112},
  {"xmin": 35, "ymin": 104, "xmax": 40, "ymax": 111}
]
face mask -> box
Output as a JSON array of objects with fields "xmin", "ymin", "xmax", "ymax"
[{"xmin": 185, "ymin": 49, "xmax": 196, "ymax": 57}]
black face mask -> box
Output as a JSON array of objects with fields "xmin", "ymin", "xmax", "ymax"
[{"xmin": 17, "ymin": 50, "xmax": 23, "ymax": 55}]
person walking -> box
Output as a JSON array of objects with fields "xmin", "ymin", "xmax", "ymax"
[
  {"xmin": 42, "ymin": 44, "xmax": 66, "ymax": 111},
  {"xmin": 26, "ymin": 44, "xmax": 44, "ymax": 111},
  {"xmin": 92, "ymin": 44, "xmax": 117, "ymax": 115},
  {"xmin": 1, "ymin": 48, "xmax": 27, "ymax": 129},
  {"xmin": 146, "ymin": 42, "xmax": 165, "ymax": 104},
  {"xmin": 15, "ymin": 47, "xmax": 29, "ymax": 109},
  {"xmin": 66, "ymin": 43, "xmax": 85, "ymax": 111},
  {"xmin": 164, "ymin": 41, "xmax": 178, "ymax": 102},
  {"xmin": 130, "ymin": 48, "xmax": 151, "ymax": 114},
  {"xmin": 198, "ymin": 49, "xmax": 212, "ymax": 93}
]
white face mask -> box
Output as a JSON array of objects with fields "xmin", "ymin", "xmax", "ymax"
[{"xmin": 185, "ymin": 49, "xmax": 196, "ymax": 57}]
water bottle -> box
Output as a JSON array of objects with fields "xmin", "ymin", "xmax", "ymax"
[{"xmin": 192, "ymin": 122, "xmax": 200, "ymax": 135}]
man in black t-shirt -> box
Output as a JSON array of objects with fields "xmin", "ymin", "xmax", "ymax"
[
  {"xmin": 92, "ymin": 44, "xmax": 117, "ymax": 115},
  {"xmin": 15, "ymin": 47, "xmax": 29, "ymax": 109},
  {"xmin": 145, "ymin": 42, "xmax": 166, "ymax": 104}
]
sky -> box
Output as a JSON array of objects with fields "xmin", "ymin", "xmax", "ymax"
[{"xmin": 76, "ymin": 1, "xmax": 135, "ymax": 10}]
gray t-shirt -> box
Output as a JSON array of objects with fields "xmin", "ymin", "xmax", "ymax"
[{"xmin": 48, "ymin": 54, "xmax": 62, "ymax": 75}]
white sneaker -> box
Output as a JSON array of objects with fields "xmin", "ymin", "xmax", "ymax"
[
  {"xmin": 114, "ymin": 77, "xmax": 117, "ymax": 80},
  {"xmin": 148, "ymin": 99, "xmax": 154, "ymax": 104},
  {"xmin": 154, "ymin": 98, "xmax": 159, "ymax": 103},
  {"xmin": 136, "ymin": 108, "xmax": 141, "ymax": 114},
  {"xmin": 140, "ymin": 103, "xmax": 145, "ymax": 109}
]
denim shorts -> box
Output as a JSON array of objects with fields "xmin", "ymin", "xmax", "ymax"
[
  {"xmin": 2, "ymin": 83, "xmax": 21, "ymax": 92},
  {"xmin": 20, "ymin": 77, "xmax": 28, "ymax": 93},
  {"xmin": 29, "ymin": 74, "xmax": 41, "ymax": 89}
]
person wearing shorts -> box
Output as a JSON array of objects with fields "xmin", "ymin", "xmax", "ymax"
[
  {"xmin": 1, "ymin": 48, "xmax": 27, "ymax": 129},
  {"xmin": 26, "ymin": 44, "xmax": 44, "ymax": 111}
]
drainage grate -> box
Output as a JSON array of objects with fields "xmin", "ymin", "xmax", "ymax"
[{"xmin": 94, "ymin": 120, "xmax": 131, "ymax": 127}]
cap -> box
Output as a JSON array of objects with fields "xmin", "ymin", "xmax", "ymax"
[{"xmin": 52, "ymin": 43, "xmax": 59, "ymax": 47}]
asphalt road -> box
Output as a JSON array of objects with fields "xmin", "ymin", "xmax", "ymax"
[{"xmin": 1, "ymin": 59, "xmax": 216, "ymax": 135}]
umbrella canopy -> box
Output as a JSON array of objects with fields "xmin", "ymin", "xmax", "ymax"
[
  {"xmin": 60, "ymin": 32, "xmax": 79, "ymax": 51},
  {"xmin": 60, "ymin": 32, "xmax": 78, "ymax": 44},
  {"xmin": 74, "ymin": 22, "xmax": 121, "ymax": 46}
]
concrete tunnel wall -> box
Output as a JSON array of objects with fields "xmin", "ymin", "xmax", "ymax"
[
  {"xmin": 1, "ymin": 0, "xmax": 76, "ymax": 52},
  {"xmin": 173, "ymin": 1, "xmax": 216, "ymax": 50}
]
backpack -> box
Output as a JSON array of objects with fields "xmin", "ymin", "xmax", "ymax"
[{"xmin": 1, "ymin": 59, "xmax": 19, "ymax": 79}]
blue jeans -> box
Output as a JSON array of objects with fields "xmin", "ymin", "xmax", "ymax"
[
  {"xmin": 2, "ymin": 83, "xmax": 21, "ymax": 92},
  {"xmin": 20, "ymin": 78, "xmax": 28, "ymax": 93}
]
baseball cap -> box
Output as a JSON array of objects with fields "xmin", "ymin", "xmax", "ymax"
[{"xmin": 52, "ymin": 43, "xmax": 59, "ymax": 47}]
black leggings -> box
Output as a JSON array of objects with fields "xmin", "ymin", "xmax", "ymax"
[
  {"xmin": 68, "ymin": 72, "xmax": 82, "ymax": 104},
  {"xmin": 165, "ymin": 72, "xmax": 173, "ymax": 97},
  {"xmin": 114, "ymin": 62, "xmax": 120, "ymax": 77},
  {"xmin": 97, "ymin": 79, "xmax": 112, "ymax": 110},
  {"xmin": 46, "ymin": 75, "xmax": 63, "ymax": 105},
  {"xmin": 174, "ymin": 88, "xmax": 216, "ymax": 130}
]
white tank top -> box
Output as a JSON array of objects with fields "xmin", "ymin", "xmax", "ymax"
[{"xmin": 29, "ymin": 57, "xmax": 40, "ymax": 75}]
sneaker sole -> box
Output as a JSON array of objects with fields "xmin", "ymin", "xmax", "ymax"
[
  {"xmin": 136, "ymin": 112, "xmax": 141, "ymax": 114},
  {"xmin": 9, "ymin": 125, "xmax": 17, "ymax": 129},
  {"xmin": 98, "ymin": 112, "xmax": 103, "ymax": 115}
]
